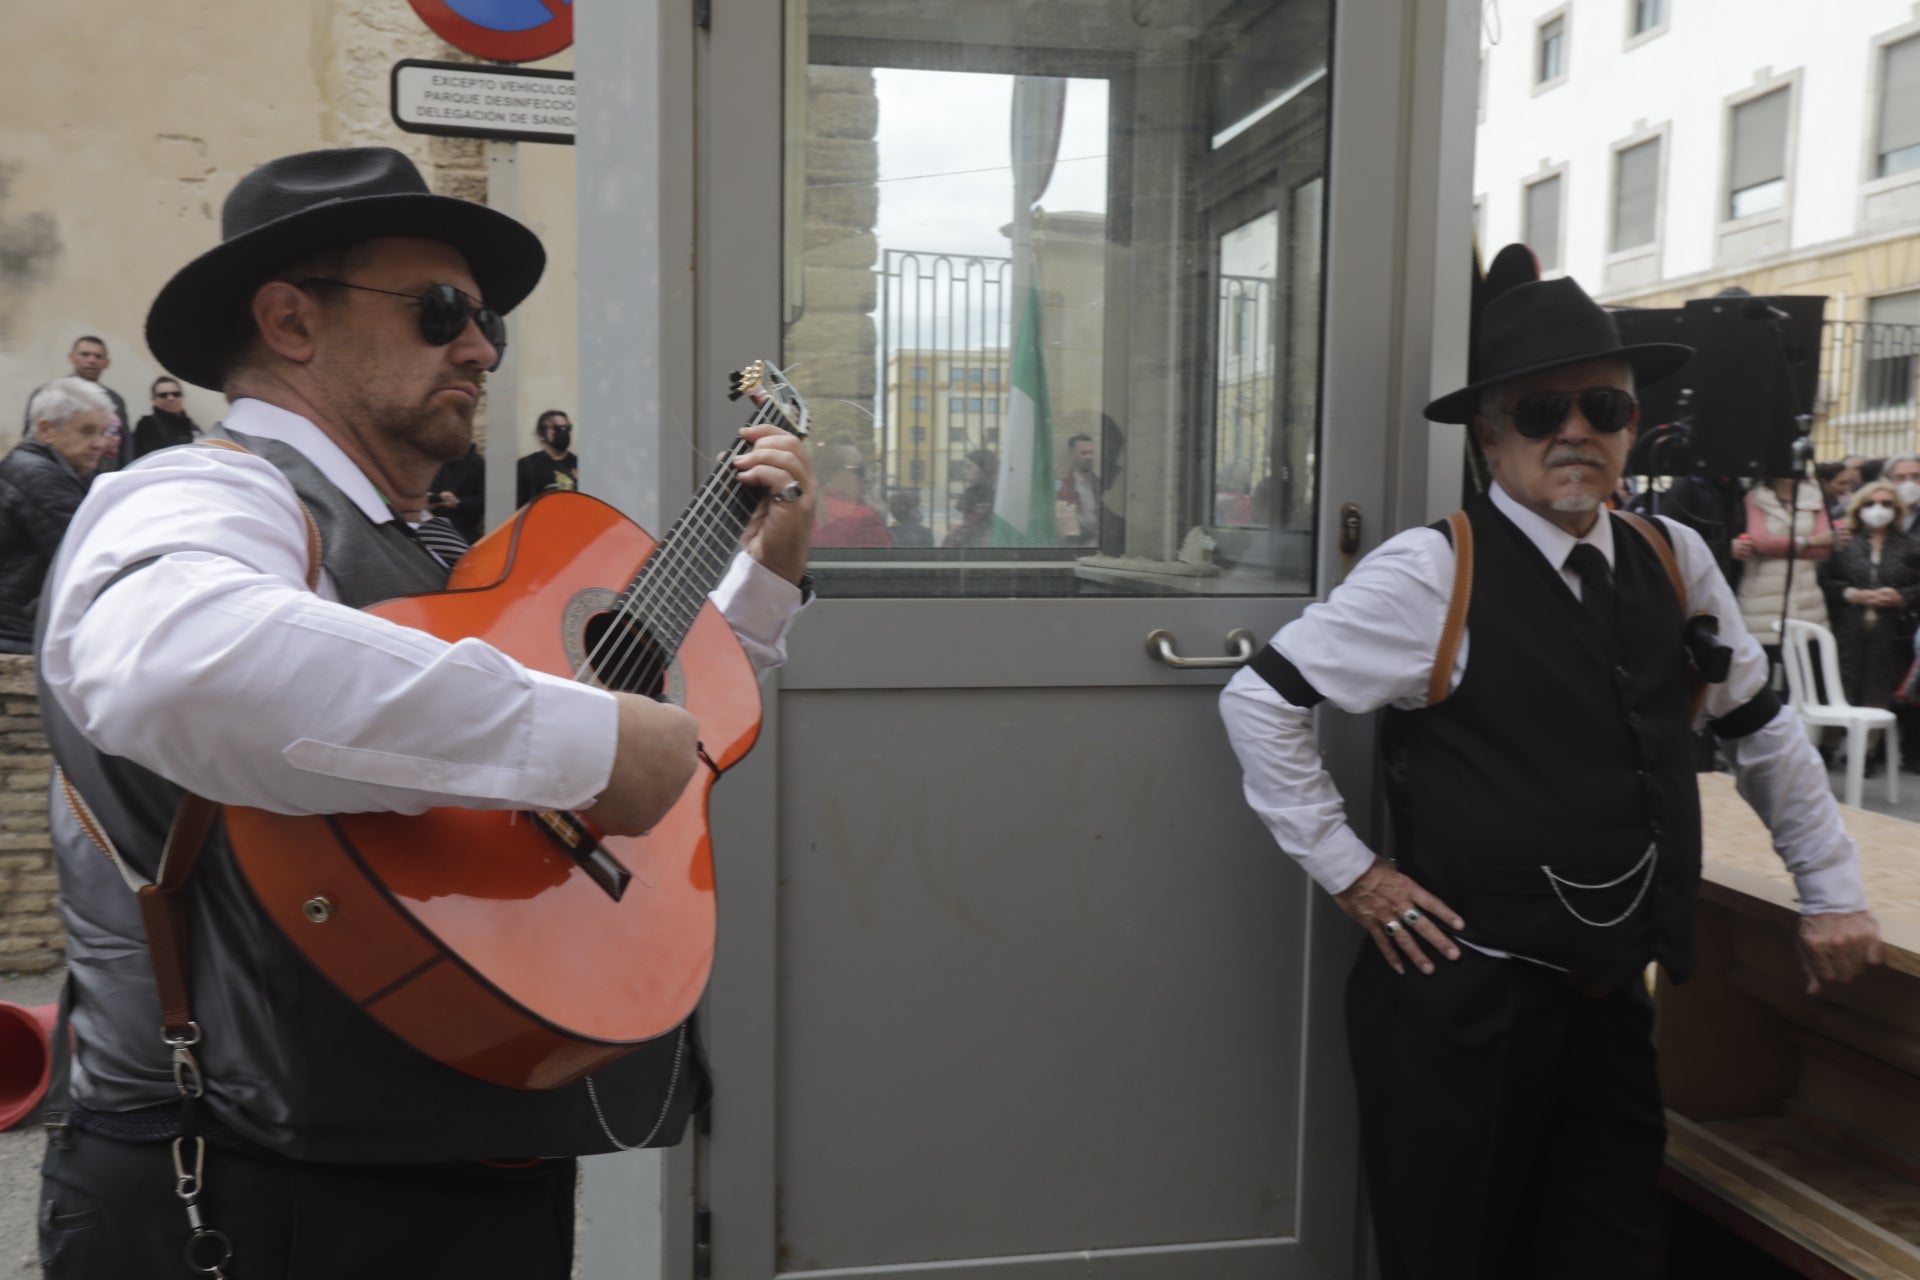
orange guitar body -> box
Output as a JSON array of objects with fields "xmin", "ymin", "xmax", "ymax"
[{"xmin": 223, "ymin": 493, "xmax": 762, "ymax": 1090}]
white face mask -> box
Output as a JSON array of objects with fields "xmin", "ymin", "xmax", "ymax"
[
  {"xmin": 1897, "ymin": 480, "xmax": 1920, "ymax": 508},
  {"xmin": 1862, "ymin": 504, "xmax": 1897, "ymax": 529}
]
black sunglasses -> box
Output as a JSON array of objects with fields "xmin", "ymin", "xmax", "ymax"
[
  {"xmin": 1499, "ymin": 387, "xmax": 1637, "ymax": 439},
  {"xmin": 298, "ymin": 279, "xmax": 507, "ymax": 370},
  {"xmin": 154, "ymin": 389, "xmax": 182, "ymax": 399}
]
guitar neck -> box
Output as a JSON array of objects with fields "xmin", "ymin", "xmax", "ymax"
[{"xmin": 610, "ymin": 442, "xmax": 762, "ymax": 684}]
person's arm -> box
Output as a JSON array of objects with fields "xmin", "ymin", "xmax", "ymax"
[
  {"xmin": 1663, "ymin": 517, "xmax": 1883, "ymax": 992},
  {"xmin": 1220, "ymin": 529, "xmax": 1469, "ymax": 974},
  {"xmin": 40, "ymin": 446, "xmax": 665, "ymax": 821},
  {"xmin": 515, "ymin": 455, "xmax": 533, "ymax": 509},
  {"xmin": 1817, "ymin": 545, "xmax": 1851, "ymax": 614}
]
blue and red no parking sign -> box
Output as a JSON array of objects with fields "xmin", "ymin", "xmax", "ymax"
[{"xmin": 408, "ymin": 0, "xmax": 573, "ymax": 64}]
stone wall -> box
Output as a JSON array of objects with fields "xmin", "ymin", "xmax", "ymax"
[{"xmin": 0, "ymin": 658, "xmax": 57, "ymax": 973}]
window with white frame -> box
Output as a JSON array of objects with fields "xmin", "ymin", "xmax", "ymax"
[
  {"xmin": 1727, "ymin": 88, "xmax": 1789, "ymax": 219},
  {"xmin": 1612, "ymin": 138, "xmax": 1660, "ymax": 252},
  {"xmin": 1524, "ymin": 174, "xmax": 1564, "ymax": 271},
  {"xmin": 1877, "ymin": 35, "xmax": 1920, "ymax": 179},
  {"xmin": 1864, "ymin": 292, "xmax": 1920, "ymax": 409},
  {"xmin": 1630, "ymin": 0, "xmax": 1664, "ymax": 37},
  {"xmin": 1537, "ymin": 14, "xmax": 1567, "ymax": 86}
]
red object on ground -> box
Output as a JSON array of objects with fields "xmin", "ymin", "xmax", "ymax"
[{"xmin": 0, "ymin": 1001, "xmax": 56, "ymax": 1131}]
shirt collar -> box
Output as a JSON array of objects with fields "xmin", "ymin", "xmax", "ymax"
[
  {"xmin": 1489, "ymin": 479, "xmax": 1615, "ymax": 572},
  {"xmin": 223, "ymin": 398, "xmax": 397, "ymax": 526}
]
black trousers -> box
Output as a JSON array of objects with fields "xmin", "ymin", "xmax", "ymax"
[
  {"xmin": 1347, "ymin": 945, "xmax": 1666, "ymax": 1280},
  {"xmin": 40, "ymin": 1125, "xmax": 577, "ymax": 1279}
]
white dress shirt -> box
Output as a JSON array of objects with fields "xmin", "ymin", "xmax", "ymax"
[
  {"xmin": 1220, "ymin": 482, "xmax": 1867, "ymax": 916},
  {"xmin": 40, "ymin": 397, "xmax": 804, "ymax": 819}
]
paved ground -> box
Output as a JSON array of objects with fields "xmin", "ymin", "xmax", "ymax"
[
  {"xmin": 0, "ymin": 760, "xmax": 1908, "ymax": 1275},
  {"xmin": 0, "ymin": 966, "xmax": 63, "ymax": 1277}
]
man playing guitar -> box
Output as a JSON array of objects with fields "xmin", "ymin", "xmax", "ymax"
[{"xmin": 35, "ymin": 147, "xmax": 814, "ymax": 1278}]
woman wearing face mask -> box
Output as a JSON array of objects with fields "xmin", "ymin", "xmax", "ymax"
[{"xmin": 1819, "ymin": 481, "xmax": 1920, "ymax": 773}]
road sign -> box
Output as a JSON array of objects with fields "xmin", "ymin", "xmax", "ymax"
[
  {"xmin": 391, "ymin": 59, "xmax": 575, "ymax": 145},
  {"xmin": 406, "ymin": 0, "xmax": 573, "ymax": 64}
]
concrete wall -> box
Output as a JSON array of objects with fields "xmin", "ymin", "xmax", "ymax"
[{"xmin": 1476, "ymin": 0, "xmax": 1920, "ymax": 298}]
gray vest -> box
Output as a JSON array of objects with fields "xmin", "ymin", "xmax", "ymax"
[{"xmin": 44, "ymin": 429, "xmax": 699, "ymax": 1162}]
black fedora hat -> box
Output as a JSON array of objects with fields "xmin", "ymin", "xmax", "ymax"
[
  {"xmin": 147, "ymin": 147, "xmax": 546, "ymax": 390},
  {"xmin": 1424, "ymin": 276, "xmax": 1692, "ymax": 424}
]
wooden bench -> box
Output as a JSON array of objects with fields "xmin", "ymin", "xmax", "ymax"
[{"xmin": 1658, "ymin": 775, "xmax": 1920, "ymax": 1277}]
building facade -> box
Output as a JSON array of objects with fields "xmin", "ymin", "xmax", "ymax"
[{"xmin": 1476, "ymin": 0, "xmax": 1920, "ymax": 456}]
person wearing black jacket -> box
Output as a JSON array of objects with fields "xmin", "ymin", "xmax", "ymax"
[
  {"xmin": 131, "ymin": 377, "xmax": 201, "ymax": 457},
  {"xmin": 0, "ymin": 378, "xmax": 115, "ymax": 651},
  {"xmin": 515, "ymin": 409, "xmax": 578, "ymax": 507},
  {"xmin": 22, "ymin": 337, "xmax": 131, "ymax": 472},
  {"xmin": 428, "ymin": 442, "xmax": 486, "ymax": 543}
]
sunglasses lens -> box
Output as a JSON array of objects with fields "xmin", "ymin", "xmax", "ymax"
[
  {"xmin": 417, "ymin": 285, "xmax": 469, "ymax": 346},
  {"xmin": 1511, "ymin": 393, "xmax": 1570, "ymax": 439},
  {"xmin": 1580, "ymin": 388, "xmax": 1636, "ymax": 432},
  {"xmin": 475, "ymin": 308, "xmax": 508, "ymax": 369}
]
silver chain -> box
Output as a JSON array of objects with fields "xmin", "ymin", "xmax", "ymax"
[
  {"xmin": 583, "ymin": 1025, "xmax": 688, "ymax": 1151},
  {"xmin": 1542, "ymin": 843, "xmax": 1659, "ymax": 928}
]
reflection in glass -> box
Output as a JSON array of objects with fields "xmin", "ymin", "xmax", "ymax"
[{"xmin": 786, "ymin": 0, "xmax": 1332, "ymax": 597}]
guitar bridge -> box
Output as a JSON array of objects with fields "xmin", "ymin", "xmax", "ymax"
[{"xmin": 525, "ymin": 809, "xmax": 632, "ymax": 902}]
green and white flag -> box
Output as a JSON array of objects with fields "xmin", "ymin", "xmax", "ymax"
[{"xmin": 991, "ymin": 283, "xmax": 1059, "ymax": 547}]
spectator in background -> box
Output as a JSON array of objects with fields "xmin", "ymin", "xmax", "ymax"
[
  {"xmin": 1885, "ymin": 453, "xmax": 1920, "ymax": 536},
  {"xmin": 132, "ymin": 376, "xmax": 201, "ymax": 457},
  {"xmin": 887, "ymin": 490, "xmax": 933, "ymax": 547},
  {"xmin": 812, "ymin": 442, "xmax": 891, "ymax": 547},
  {"xmin": 943, "ymin": 449, "xmax": 997, "ymax": 549},
  {"xmin": 1819, "ymin": 481, "xmax": 1920, "ymax": 774},
  {"xmin": 1657, "ymin": 473, "xmax": 1747, "ymax": 588},
  {"xmin": 1057, "ymin": 432, "xmax": 1101, "ymax": 544},
  {"xmin": 1817, "ymin": 459, "xmax": 1862, "ymax": 522},
  {"xmin": 0, "ymin": 379, "xmax": 115, "ymax": 651},
  {"xmin": 24, "ymin": 336, "xmax": 131, "ymax": 473},
  {"xmin": 429, "ymin": 442, "xmax": 486, "ymax": 544},
  {"xmin": 515, "ymin": 409, "xmax": 578, "ymax": 507},
  {"xmin": 1734, "ymin": 473, "xmax": 1840, "ymax": 658}
]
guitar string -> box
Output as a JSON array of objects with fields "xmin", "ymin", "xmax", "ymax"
[
  {"xmin": 573, "ymin": 393, "xmax": 779, "ymax": 689},
  {"xmin": 605, "ymin": 395, "xmax": 779, "ymax": 692},
  {"xmin": 576, "ymin": 392, "xmax": 789, "ymax": 694}
]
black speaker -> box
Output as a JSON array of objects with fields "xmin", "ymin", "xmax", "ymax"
[{"xmin": 1610, "ymin": 295, "xmax": 1826, "ymax": 479}]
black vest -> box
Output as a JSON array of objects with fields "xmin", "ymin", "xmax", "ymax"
[
  {"xmin": 43, "ymin": 429, "xmax": 702, "ymax": 1162},
  {"xmin": 1382, "ymin": 497, "xmax": 1703, "ymax": 986}
]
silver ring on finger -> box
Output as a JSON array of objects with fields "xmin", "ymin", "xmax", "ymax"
[
  {"xmin": 1383, "ymin": 919, "xmax": 1403, "ymax": 937},
  {"xmin": 1402, "ymin": 907, "xmax": 1424, "ymax": 926},
  {"xmin": 772, "ymin": 481, "xmax": 805, "ymax": 504}
]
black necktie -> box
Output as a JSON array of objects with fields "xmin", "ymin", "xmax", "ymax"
[{"xmin": 1565, "ymin": 543, "xmax": 1615, "ymax": 632}]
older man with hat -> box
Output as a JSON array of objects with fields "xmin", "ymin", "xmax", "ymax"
[
  {"xmin": 34, "ymin": 148, "xmax": 817, "ymax": 1278},
  {"xmin": 1220, "ymin": 270, "xmax": 1881, "ymax": 1278}
]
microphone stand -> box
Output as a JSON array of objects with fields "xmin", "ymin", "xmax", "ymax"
[{"xmin": 1770, "ymin": 423, "xmax": 1817, "ymax": 694}]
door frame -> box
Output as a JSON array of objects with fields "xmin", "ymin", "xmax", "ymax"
[{"xmin": 572, "ymin": 0, "xmax": 1481, "ymax": 1275}]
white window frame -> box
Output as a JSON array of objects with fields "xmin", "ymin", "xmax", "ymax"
[
  {"xmin": 1862, "ymin": 16, "xmax": 1920, "ymax": 213},
  {"xmin": 1718, "ymin": 71, "xmax": 1799, "ymax": 242},
  {"xmin": 1521, "ymin": 163, "xmax": 1569, "ymax": 277},
  {"xmin": 1624, "ymin": 0, "xmax": 1670, "ymax": 51},
  {"xmin": 1858, "ymin": 288, "xmax": 1920, "ymax": 413},
  {"xmin": 1607, "ymin": 123, "xmax": 1669, "ymax": 266},
  {"xmin": 1533, "ymin": 6, "xmax": 1571, "ymax": 96}
]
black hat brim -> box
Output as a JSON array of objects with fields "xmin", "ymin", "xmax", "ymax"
[
  {"xmin": 1424, "ymin": 341, "xmax": 1693, "ymax": 424},
  {"xmin": 147, "ymin": 192, "xmax": 546, "ymax": 390}
]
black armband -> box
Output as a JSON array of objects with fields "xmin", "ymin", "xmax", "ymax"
[
  {"xmin": 1248, "ymin": 644, "xmax": 1327, "ymax": 708},
  {"xmin": 1708, "ymin": 688, "xmax": 1781, "ymax": 740}
]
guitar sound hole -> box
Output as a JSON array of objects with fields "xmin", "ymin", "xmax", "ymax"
[{"xmin": 582, "ymin": 612, "xmax": 669, "ymax": 698}]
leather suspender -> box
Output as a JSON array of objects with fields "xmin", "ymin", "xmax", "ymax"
[
  {"xmin": 1429, "ymin": 511, "xmax": 1475, "ymax": 707},
  {"xmin": 1430, "ymin": 508, "xmax": 1697, "ymax": 710}
]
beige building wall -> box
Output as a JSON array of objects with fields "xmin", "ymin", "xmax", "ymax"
[{"xmin": 1, "ymin": 0, "xmax": 579, "ymax": 508}]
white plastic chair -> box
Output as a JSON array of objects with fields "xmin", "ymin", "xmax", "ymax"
[{"xmin": 1781, "ymin": 618, "xmax": 1900, "ymax": 809}]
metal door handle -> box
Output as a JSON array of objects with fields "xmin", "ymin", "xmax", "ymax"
[{"xmin": 1145, "ymin": 628, "xmax": 1257, "ymax": 669}]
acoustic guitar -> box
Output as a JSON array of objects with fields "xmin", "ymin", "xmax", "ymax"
[{"xmin": 224, "ymin": 362, "xmax": 809, "ymax": 1090}]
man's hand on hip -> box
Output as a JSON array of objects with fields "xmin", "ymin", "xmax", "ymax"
[
  {"xmin": 1333, "ymin": 856, "xmax": 1466, "ymax": 976},
  {"xmin": 1798, "ymin": 910, "xmax": 1884, "ymax": 995},
  {"xmin": 584, "ymin": 692, "xmax": 702, "ymax": 836}
]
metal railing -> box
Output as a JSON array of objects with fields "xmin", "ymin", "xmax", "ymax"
[
  {"xmin": 1815, "ymin": 320, "xmax": 1920, "ymax": 460},
  {"xmin": 877, "ymin": 250, "xmax": 1013, "ymax": 545}
]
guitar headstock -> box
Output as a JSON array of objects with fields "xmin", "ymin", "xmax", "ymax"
[{"xmin": 727, "ymin": 360, "xmax": 811, "ymax": 438}]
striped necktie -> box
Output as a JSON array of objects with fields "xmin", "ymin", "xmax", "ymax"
[{"xmin": 409, "ymin": 515, "xmax": 471, "ymax": 571}]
